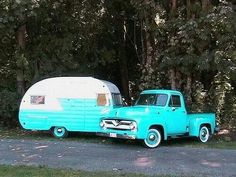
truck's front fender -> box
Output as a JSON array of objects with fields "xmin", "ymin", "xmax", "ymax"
[{"xmin": 135, "ymin": 120, "xmax": 167, "ymax": 140}]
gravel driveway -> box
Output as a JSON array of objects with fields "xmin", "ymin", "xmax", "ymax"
[{"xmin": 0, "ymin": 138, "xmax": 235, "ymax": 177}]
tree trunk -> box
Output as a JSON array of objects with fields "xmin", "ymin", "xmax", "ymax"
[
  {"xmin": 139, "ymin": 17, "xmax": 156, "ymax": 90},
  {"xmin": 201, "ymin": 0, "xmax": 210, "ymax": 12},
  {"xmin": 169, "ymin": 0, "xmax": 177, "ymax": 90},
  {"xmin": 17, "ymin": 25, "xmax": 26, "ymax": 48},
  {"xmin": 133, "ymin": 18, "xmax": 140, "ymax": 62},
  {"xmin": 119, "ymin": 56, "xmax": 130, "ymax": 104},
  {"xmin": 170, "ymin": 0, "xmax": 177, "ymax": 18},
  {"xmin": 145, "ymin": 31, "xmax": 153, "ymax": 70},
  {"xmin": 186, "ymin": 0, "xmax": 191, "ymax": 19},
  {"xmin": 176, "ymin": 69, "xmax": 182, "ymax": 89},
  {"xmin": 170, "ymin": 69, "xmax": 176, "ymax": 90},
  {"xmin": 119, "ymin": 18, "xmax": 130, "ymax": 104},
  {"xmin": 16, "ymin": 69, "xmax": 25, "ymax": 95},
  {"xmin": 140, "ymin": 27, "xmax": 156, "ymax": 89},
  {"xmin": 32, "ymin": 59, "xmax": 40, "ymax": 82},
  {"xmin": 140, "ymin": 20, "xmax": 146, "ymax": 65},
  {"xmin": 186, "ymin": 74, "xmax": 192, "ymax": 104},
  {"xmin": 16, "ymin": 25, "xmax": 26, "ymax": 96}
]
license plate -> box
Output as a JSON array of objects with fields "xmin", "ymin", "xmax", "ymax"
[{"xmin": 110, "ymin": 133, "xmax": 117, "ymax": 138}]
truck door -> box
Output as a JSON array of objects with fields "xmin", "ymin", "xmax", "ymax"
[{"xmin": 166, "ymin": 94, "xmax": 187, "ymax": 135}]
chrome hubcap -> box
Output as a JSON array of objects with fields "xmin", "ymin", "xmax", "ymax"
[
  {"xmin": 57, "ymin": 128, "xmax": 62, "ymax": 133},
  {"xmin": 149, "ymin": 134, "xmax": 155, "ymax": 141},
  {"xmin": 201, "ymin": 131, "xmax": 206, "ymax": 137}
]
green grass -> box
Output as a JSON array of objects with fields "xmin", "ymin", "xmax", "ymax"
[
  {"xmin": 162, "ymin": 137, "xmax": 236, "ymax": 150},
  {"xmin": 0, "ymin": 127, "xmax": 106, "ymax": 143},
  {"xmin": 0, "ymin": 127, "xmax": 235, "ymax": 150},
  {"xmin": 0, "ymin": 165, "xmax": 178, "ymax": 177}
]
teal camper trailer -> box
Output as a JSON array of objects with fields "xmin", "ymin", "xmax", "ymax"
[{"xmin": 19, "ymin": 77, "xmax": 123, "ymax": 138}]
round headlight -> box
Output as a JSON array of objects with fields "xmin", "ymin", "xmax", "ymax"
[{"xmin": 100, "ymin": 121, "xmax": 105, "ymax": 127}]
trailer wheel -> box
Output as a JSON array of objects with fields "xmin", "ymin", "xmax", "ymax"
[
  {"xmin": 52, "ymin": 127, "xmax": 68, "ymax": 138},
  {"xmin": 143, "ymin": 129, "xmax": 161, "ymax": 148},
  {"xmin": 198, "ymin": 126, "xmax": 210, "ymax": 143}
]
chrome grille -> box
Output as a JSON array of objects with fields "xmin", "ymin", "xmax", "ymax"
[{"xmin": 101, "ymin": 119, "xmax": 137, "ymax": 130}]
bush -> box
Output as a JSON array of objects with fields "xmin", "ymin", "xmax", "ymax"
[
  {"xmin": 0, "ymin": 90, "xmax": 20, "ymax": 128},
  {"xmin": 220, "ymin": 91, "xmax": 236, "ymax": 129}
]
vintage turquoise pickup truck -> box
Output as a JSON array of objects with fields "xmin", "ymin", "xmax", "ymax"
[{"xmin": 99, "ymin": 90, "xmax": 219, "ymax": 148}]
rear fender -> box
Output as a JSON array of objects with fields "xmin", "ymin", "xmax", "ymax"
[{"xmin": 189, "ymin": 118, "xmax": 214, "ymax": 137}]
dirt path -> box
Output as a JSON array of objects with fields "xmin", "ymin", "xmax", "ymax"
[{"xmin": 0, "ymin": 138, "xmax": 235, "ymax": 177}]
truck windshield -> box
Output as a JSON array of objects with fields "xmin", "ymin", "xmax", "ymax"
[
  {"xmin": 135, "ymin": 94, "xmax": 168, "ymax": 106},
  {"xmin": 112, "ymin": 93, "xmax": 123, "ymax": 106}
]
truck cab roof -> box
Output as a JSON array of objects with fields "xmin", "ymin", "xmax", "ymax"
[{"xmin": 141, "ymin": 89, "xmax": 182, "ymax": 95}]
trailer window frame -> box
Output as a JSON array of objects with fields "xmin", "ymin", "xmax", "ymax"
[
  {"xmin": 30, "ymin": 95, "xmax": 45, "ymax": 105},
  {"xmin": 97, "ymin": 94, "xmax": 108, "ymax": 106}
]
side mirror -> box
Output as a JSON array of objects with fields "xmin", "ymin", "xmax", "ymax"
[{"xmin": 122, "ymin": 98, "xmax": 128, "ymax": 106}]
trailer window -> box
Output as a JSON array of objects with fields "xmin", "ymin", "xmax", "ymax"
[
  {"xmin": 97, "ymin": 94, "xmax": 107, "ymax": 106},
  {"xmin": 112, "ymin": 93, "xmax": 123, "ymax": 106},
  {"xmin": 30, "ymin": 96, "xmax": 45, "ymax": 104}
]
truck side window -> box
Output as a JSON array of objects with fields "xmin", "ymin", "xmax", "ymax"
[
  {"xmin": 97, "ymin": 94, "xmax": 107, "ymax": 106},
  {"xmin": 169, "ymin": 95, "xmax": 181, "ymax": 107},
  {"xmin": 156, "ymin": 94, "xmax": 168, "ymax": 106}
]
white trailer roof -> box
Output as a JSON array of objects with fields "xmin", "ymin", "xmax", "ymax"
[
  {"xmin": 20, "ymin": 77, "xmax": 120, "ymax": 111},
  {"xmin": 26, "ymin": 77, "xmax": 120, "ymax": 97}
]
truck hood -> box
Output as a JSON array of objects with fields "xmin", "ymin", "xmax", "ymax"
[{"xmin": 107, "ymin": 106, "xmax": 153, "ymax": 121}]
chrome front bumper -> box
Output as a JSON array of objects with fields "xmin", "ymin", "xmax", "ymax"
[{"xmin": 96, "ymin": 132, "xmax": 136, "ymax": 140}]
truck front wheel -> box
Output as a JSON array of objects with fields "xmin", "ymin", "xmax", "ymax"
[
  {"xmin": 144, "ymin": 129, "xmax": 162, "ymax": 148},
  {"xmin": 52, "ymin": 127, "xmax": 68, "ymax": 138},
  {"xmin": 198, "ymin": 126, "xmax": 210, "ymax": 143}
]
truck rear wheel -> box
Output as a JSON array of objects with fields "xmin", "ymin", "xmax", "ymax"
[
  {"xmin": 198, "ymin": 126, "xmax": 210, "ymax": 143},
  {"xmin": 52, "ymin": 127, "xmax": 68, "ymax": 138},
  {"xmin": 144, "ymin": 129, "xmax": 161, "ymax": 148}
]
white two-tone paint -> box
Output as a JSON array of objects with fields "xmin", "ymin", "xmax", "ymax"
[{"xmin": 19, "ymin": 77, "xmax": 122, "ymax": 132}]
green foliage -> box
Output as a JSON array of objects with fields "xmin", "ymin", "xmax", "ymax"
[
  {"xmin": 134, "ymin": 0, "xmax": 236, "ymax": 127},
  {"xmin": 0, "ymin": 0, "xmax": 235, "ymax": 128},
  {"xmin": 220, "ymin": 91, "xmax": 236, "ymax": 128},
  {"xmin": 0, "ymin": 90, "xmax": 19, "ymax": 127},
  {"xmin": 0, "ymin": 165, "xmax": 152, "ymax": 177}
]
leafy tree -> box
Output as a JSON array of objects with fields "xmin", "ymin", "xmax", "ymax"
[
  {"xmin": 131, "ymin": 0, "xmax": 236, "ymax": 126},
  {"xmin": 0, "ymin": 0, "xmax": 235, "ymax": 128}
]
